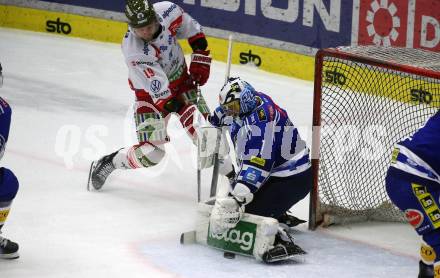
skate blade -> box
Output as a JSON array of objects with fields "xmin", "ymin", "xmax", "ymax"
[
  {"xmin": 0, "ymin": 252, "xmax": 19, "ymax": 259},
  {"xmin": 264, "ymin": 252, "xmax": 306, "ymax": 264},
  {"xmin": 86, "ymin": 161, "xmax": 96, "ymax": 191}
]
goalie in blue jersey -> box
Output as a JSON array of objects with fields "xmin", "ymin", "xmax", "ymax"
[
  {"xmin": 208, "ymin": 77, "xmax": 312, "ymax": 262},
  {"xmin": 0, "ymin": 63, "xmax": 20, "ymax": 259},
  {"xmin": 386, "ymin": 110, "xmax": 440, "ymax": 278}
]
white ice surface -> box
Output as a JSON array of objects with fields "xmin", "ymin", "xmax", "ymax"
[{"xmin": 0, "ymin": 28, "xmax": 419, "ymax": 277}]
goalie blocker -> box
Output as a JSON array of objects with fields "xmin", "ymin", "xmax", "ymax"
[{"xmin": 181, "ymin": 200, "xmax": 306, "ymax": 263}]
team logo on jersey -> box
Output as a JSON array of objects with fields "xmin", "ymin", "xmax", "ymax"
[
  {"xmin": 150, "ymin": 80, "xmax": 162, "ymax": 93},
  {"xmin": 257, "ymin": 108, "xmax": 267, "ymax": 122},
  {"xmin": 405, "ymin": 209, "xmax": 424, "ymax": 228}
]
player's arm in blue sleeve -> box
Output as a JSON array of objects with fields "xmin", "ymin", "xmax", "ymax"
[
  {"xmin": 0, "ymin": 98, "xmax": 11, "ymax": 160},
  {"xmin": 233, "ymin": 121, "xmax": 275, "ymax": 193}
]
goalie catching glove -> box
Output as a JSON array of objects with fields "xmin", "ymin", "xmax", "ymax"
[{"xmin": 209, "ymin": 183, "xmax": 254, "ymax": 235}]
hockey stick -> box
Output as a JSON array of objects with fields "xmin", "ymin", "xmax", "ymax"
[
  {"xmin": 196, "ymin": 84, "xmax": 202, "ymax": 202},
  {"xmin": 182, "ymin": 35, "xmax": 234, "ymax": 244},
  {"xmin": 209, "ymin": 34, "xmax": 234, "ymax": 197}
]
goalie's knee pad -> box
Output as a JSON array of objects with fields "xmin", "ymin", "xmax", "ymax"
[
  {"xmin": 113, "ymin": 142, "xmax": 166, "ymax": 169},
  {"xmin": 0, "ymin": 167, "xmax": 19, "ymax": 202}
]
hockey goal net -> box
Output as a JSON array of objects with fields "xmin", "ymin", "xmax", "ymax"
[{"xmin": 309, "ymin": 46, "xmax": 440, "ymax": 230}]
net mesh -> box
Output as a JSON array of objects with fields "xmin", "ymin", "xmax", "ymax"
[{"xmin": 316, "ymin": 46, "xmax": 440, "ymax": 225}]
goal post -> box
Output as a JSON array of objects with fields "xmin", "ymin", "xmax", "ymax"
[{"xmin": 309, "ymin": 46, "xmax": 440, "ymax": 230}]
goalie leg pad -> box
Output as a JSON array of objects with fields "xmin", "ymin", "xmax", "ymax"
[{"xmin": 195, "ymin": 201, "xmax": 278, "ymax": 261}]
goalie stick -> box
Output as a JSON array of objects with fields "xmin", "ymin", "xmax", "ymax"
[
  {"xmin": 195, "ymin": 34, "xmax": 234, "ymax": 201},
  {"xmin": 195, "ymin": 84, "xmax": 203, "ymax": 202},
  {"xmin": 208, "ymin": 34, "xmax": 234, "ymax": 198}
]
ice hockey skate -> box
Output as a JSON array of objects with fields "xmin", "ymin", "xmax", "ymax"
[
  {"xmin": 262, "ymin": 232, "xmax": 306, "ymax": 263},
  {"xmin": 0, "ymin": 234, "xmax": 19, "ymax": 259},
  {"xmin": 87, "ymin": 150, "xmax": 119, "ymax": 191},
  {"xmin": 418, "ymin": 260, "xmax": 434, "ymax": 278},
  {"xmin": 278, "ymin": 211, "xmax": 307, "ymax": 229}
]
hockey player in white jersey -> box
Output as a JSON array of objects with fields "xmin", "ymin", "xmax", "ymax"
[
  {"xmin": 386, "ymin": 110, "xmax": 440, "ymax": 278},
  {"xmin": 0, "ymin": 62, "xmax": 20, "ymax": 259},
  {"xmin": 207, "ymin": 77, "xmax": 312, "ymax": 262},
  {"xmin": 88, "ymin": 0, "xmax": 211, "ymax": 190}
]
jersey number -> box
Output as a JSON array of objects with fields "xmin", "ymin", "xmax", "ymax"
[{"xmin": 144, "ymin": 68, "xmax": 155, "ymax": 78}]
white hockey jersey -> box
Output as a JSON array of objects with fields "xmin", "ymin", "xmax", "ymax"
[{"xmin": 122, "ymin": 1, "xmax": 204, "ymax": 108}]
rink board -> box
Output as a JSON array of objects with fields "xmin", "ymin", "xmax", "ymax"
[{"xmin": 0, "ymin": 4, "xmax": 315, "ymax": 81}]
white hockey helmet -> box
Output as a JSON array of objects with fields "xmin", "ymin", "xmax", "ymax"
[{"xmin": 219, "ymin": 77, "xmax": 257, "ymax": 117}]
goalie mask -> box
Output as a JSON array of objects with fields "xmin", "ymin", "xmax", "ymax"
[
  {"xmin": 125, "ymin": 0, "xmax": 157, "ymax": 28},
  {"xmin": 219, "ymin": 77, "xmax": 257, "ymax": 117}
]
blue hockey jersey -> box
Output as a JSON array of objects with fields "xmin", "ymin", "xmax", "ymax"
[
  {"xmin": 227, "ymin": 92, "xmax": 310, "ymax": 193},
  {"xmin": 391, "ymin": 110, "xmax": 440, "ymax": 184},
  {"xmin": 0, "ymin": 97, "xmax": 11, "ymax": 160}
]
